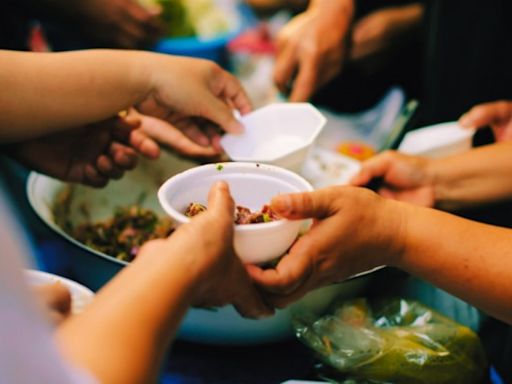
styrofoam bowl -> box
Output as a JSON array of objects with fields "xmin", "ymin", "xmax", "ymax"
[
  {"xmin": 220, "ymin": 103, "xmax": 327, "ymax": 171},
  {"xmin": 158, "ymin": 162, "xmax": 314, "ymax": 264},
  {"xmin": 25, "ymin": 269, "xmax": 94, "ymax": 314},
  {"xmin": 398, "ymin": 122, "xmax": 475, "ymax": 158}
]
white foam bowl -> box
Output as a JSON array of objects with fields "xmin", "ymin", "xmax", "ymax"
[
  {"xmin": 399, "ymin": 122, "xmax": 475, "ymax": 158},
  {"xmin": 25, "ymin": 269, "xmax": 95, "ymax": 314},
  {"xmin": 220, "ymin": 103, "xmax": 326, "ymax": 171},
  {"xmin": 158, "ymin": 162, "xmax": 314, "ymax": 264}
]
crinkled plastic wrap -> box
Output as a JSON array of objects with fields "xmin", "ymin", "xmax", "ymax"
[{"xmin": 293, "ymin": 298, "xmax": 486, "ymax": 384}]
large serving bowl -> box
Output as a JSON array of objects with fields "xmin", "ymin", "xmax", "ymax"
[{"xmin": 27, "ymin": 151, "xmax": 369, "ymax": 344}]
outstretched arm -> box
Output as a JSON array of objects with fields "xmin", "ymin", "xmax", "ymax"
[
  {"xmin": 398, "ymin": 199, "xmax": 512, "ymax": 324},
  {"xmin": 0, "ymin": 50, "xmax": 150, "ymax": 141},
  {"xmin": 248, "ymin": 186, "xmax": 512, "ymax": 324},
  {"xmin": 351, "ymin": 142, "xmax": 512, "ymax": 211},
  {"xmin": 57, "ymin": 182, "xmax": 272, "ymax": 383},
  {"xmin": 0, "ymin": 50, "xmax": 249, "ymax": 143}
]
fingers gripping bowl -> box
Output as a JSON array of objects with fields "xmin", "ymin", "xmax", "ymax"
[
  {"xmin": 27, "ymin": 153, "xmax": 369, "ymax": 344},
  {"xmin": 157, "ymin": 162, "xmax": 314, "ymax": 264}
]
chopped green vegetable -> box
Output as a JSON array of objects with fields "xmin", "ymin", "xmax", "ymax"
[
  {"xmin": 216, "ymin": 164, "xmax": 224, "ymax": 171},
  {"xmin": 68, "ymin": 206, "xmax": 175, "ymax": 262}
]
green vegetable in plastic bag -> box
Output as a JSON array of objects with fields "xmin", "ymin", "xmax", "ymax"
[{"xmin": 293, "ymin": 298, "xmax": 487, "ymax": 384}]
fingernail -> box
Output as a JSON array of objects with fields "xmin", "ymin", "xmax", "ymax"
[
  {"xmin": 271, "ymin": 194, "xmax": 292, "ymax": 215},
  {"xmin": 214, "ymin": 180, "xmax": 228, "ymax": 191}
]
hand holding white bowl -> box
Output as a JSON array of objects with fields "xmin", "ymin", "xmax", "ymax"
[{"xmin": 158, "ymin": 162, "xmax": 314, "ymax": 264}]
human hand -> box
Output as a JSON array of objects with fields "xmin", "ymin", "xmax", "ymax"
[
  {"xmin": 350, "ymin": 4, "xmax": 424, "ymax": 63},
  {"xmin": 273, "ymin": 0, "xmax": 354, "ymax": 101},
  {"xmin": 33, "ymin": 283, "xmax": 72, "ymax": 326},
  {"xmin": 138, "ymin": 182, "xmax": 273, "ymax": 318},
  {"xmin": 130, "ymin": 109, "xmax": 222, "ymax": 159},
  {"xmin": 350, "ymin": 151, "xmax": 436, "ymax": 207},
  {"xmin": 76, "ymin": 0, "xmax": 164, "ymax": 49},
  {"xmin": 138, "ymin": 56, "xmax": 252, "ymax": 148},
  {"xmin": 459, "ymin": 100, "xmax": 512, "ymax": 142},
  {"xmin": 8, "ymin": 113, "xmax": 159, "ymax": 187},
  {"xmin": 247, "ymin": 186, "xmax": 406, "ymax": 308}
]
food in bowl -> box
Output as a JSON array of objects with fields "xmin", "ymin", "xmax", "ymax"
[
  {"xmin": 184, "ymin": 202, "xmax": 280, "ymax": 224},
  {"xmin": 54, "ymin": 188, "xmax": 175, "ymax": 263},
  {"xmin": 184, "ymin": 202, "xmax": 208, "ymax": 217},
  {"xmin": 158, "ymin": 162, "xmax": 314, "ymax": 264},
  {"xmin": 71, "ymin": 206, "xmax": 175, "ymax": 262}
]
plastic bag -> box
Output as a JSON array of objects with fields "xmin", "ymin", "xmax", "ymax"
[{"xmin": 293, "ymin": 298, "xmax": 487, "ymax": 384}]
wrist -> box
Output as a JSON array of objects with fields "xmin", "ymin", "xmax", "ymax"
[
  {"xmin": 128, "ymin": 51, "xmax": 158, "ymax": 106},
  {"xmin": 385, "ymin": 200, "xmax": 413, "ymax": 269},
  {"xmin": 134, "ymin": 239, "xmax": 204, "ymax": 305},
  {"xmin": 427, "ymin": 158, "xmax": 451, "ymax": 209}
]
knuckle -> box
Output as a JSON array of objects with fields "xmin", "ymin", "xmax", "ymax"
[
  {"xmin": 304, "ymin": 44, "xmax": 320, "ymax": 57},
  {"xmin": 496, "ymin": 100, "xmax": 509, "ymax": 109},
  {"xmin": 207, "ymin": 61, "xmax": 223, "ymax": 77},
  {"xmin": 381, "ymin": 150, "xmax": 396, "ymax": 160}
]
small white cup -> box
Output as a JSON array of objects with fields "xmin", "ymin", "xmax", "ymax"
[{"xmin": 220, "ymin": 103, "xmax": 326, "ymax": 171}]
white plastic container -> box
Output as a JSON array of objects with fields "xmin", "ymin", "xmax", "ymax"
[
  {"xmin": 399, "ymin": 122, "xmax": 475, "ymax": 158},
  {"xmin": 220, "ymin": 103, "xmax": 326, "ymax": 171},
  {"xmin": 158, "ymin": 162, "xmax": 314, "ymax": 264},
  {"xmin": 25, "ymin": 269, "xmax": 94, "ymax": 314}
]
